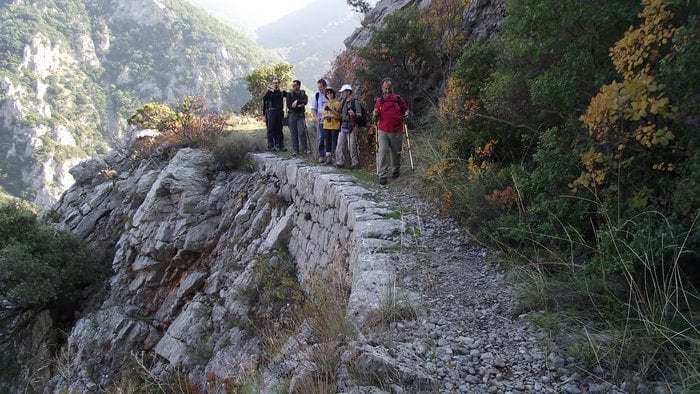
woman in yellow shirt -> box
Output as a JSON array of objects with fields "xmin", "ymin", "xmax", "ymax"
[{"xmin": 322, "ymin": 87, "xmax": 342, "ymax": 164}]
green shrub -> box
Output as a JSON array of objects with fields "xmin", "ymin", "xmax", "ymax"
[
  {"xmin": 0, "ymin": 200, "xmax": 39, "ymax": 249},
  {"xmin": 209, "ymin": 131, "xmax": 266, "ymax": 171},
  {"xmin": 126, "ymin": 96, "xmax": 229, "ymax": 153},
  {"xmin": 127, "ymin": 102, "xmax": 175, "ymax": 130},
  {"xmin": 0, "ymin": 201, "xmax": 107, "ymax": 310}
]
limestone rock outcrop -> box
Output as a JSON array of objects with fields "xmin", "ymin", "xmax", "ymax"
[{"xmin": 23, "ymin": 145, "xmax": 429, "ymax": 392}]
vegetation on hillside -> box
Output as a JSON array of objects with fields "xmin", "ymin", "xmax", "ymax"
[
  {"xmin": 0, "ymin": 198, "xmax": 107, "ymax": 389},
  {"xmin": 0, "ymin": 0, "xmax": 277, "ymax": 199},
  {"xmin": 327, "ymin": 0, "xmax": 699, "ymax": 389}
]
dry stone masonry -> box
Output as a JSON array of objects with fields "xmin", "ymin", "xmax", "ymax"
[{"xmin": 252, "ymin": 154, "xmax": 404, "ymax": 327}]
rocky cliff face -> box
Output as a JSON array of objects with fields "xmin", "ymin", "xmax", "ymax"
[
  {"xmin": 345, "ymin": 0, "xmax": 506, "ymax": 49},
  {"xmin": 0, "ymin": 0, "xmax": 276, "ymax": 207},
  {"xmin": 343, "ymin": 0, "xmax": 506, "ymax": 114},
  {"xmin": 2, "ymin": 141, "xmax": 432, "ymax": 392}
]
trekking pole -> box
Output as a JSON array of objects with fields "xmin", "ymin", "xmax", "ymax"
[
  {"xmin": 304, "ymin": 115, "xmax": 312, "ymax": 158},
  {"xmin": 403, "ymin": 123, "xmax": 414, "ymax": 171},
  {"xmin": 374, "ymin": 122, "xmax": 380, "ymax": 175}
]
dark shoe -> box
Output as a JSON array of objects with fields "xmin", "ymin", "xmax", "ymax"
[
  {"xmin": 335, "ymin": 163, "xmax": 345, "ymax": 168},
  {"xmin": 278, "ymin": 147, "xmax": 287, "ymax": 152},
  {"xmin": 391, "ymin": 170, "xmax": 400, "ymax": 178},
  {"xmin": 292, "ymin": 152, "xmax": 297, "ymax": 157},
  {"xmin": 379, "ymin": 177, "xmax": 387, "ymax": 185}
]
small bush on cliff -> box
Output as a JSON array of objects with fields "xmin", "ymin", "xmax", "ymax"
[
  {"xmin": 0, "ymin": 200, "xmax": 107, "ymax": 312},
  {"xmin": 210, "ymin": 131, "xmax": 266, "ymax": 171},
  {"xmin": 127, "ymin": 96, "xmax": 228, "ymax": 151}
]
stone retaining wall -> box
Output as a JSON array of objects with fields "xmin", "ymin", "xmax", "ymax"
[{"xmin": 252, "ymin": 153, "xmax": 404, "ymax": 327}]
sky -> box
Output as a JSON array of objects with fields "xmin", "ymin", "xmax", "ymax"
[
  {"xmin": 233, "ymin": 0, "xmax": 316, "ymax": 29},
  {"xmin": 188, "ymin": 0, "xmax": 380, "ymax": 39}
]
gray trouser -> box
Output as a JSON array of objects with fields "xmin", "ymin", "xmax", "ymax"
[
  {"xmin": 336, "ymin": 127, "xmax": 359, "ymax": 167},
  {"xmin": 376, "ymin": 129, "xmax": 403, "ymax": 178},
  {"xmin": 288, "ymin": 112, "xmax": 308, "ymax": 153}
]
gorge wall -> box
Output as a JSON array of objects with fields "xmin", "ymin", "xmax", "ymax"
[{"xmin": 15, "ymin": 146, "xmax": 426, "ymax": 392}]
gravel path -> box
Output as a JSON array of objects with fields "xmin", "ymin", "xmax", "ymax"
[{"xmin": 362, "ymin": 174, "xmax": 617, "ymax": 394}]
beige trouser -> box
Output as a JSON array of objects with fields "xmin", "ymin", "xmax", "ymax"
[
  {"xmin": 336, "ymin": 127, "xmax": 359, "ymax": 167},
  {"xmin": 376, "ymin": 129, "xmax": 403, "ymax": 178}
]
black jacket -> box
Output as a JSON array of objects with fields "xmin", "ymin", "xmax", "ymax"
[
  {"xmin": 286, "ymin": 89, "xmax": 308, "ymax": 114},
  {"xmin": 263, "ymin": 89, "xmax": 286, "ymax": 116}
]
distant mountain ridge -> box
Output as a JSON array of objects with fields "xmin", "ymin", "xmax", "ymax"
[
  {"xmin": 189, "ymin": 0, "xmax": 366, "ymax": 90},
  {"xmin": 256, "ymin": 0, "xmax": 364, "ymax": 89}
]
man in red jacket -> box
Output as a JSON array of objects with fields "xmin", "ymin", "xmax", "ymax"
[{"xmin": 373, "ymin": 78, "xmax": 409, "ymax": 185}]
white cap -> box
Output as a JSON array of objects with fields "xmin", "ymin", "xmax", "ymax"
[{"xmin": 339, "ymin": 84, "xmax": 352, "ymax": 93}]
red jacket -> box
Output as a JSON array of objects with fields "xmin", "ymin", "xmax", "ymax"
[{"xmin": 374, "ymin": 93, "xmax": 408, "ymax": 133}]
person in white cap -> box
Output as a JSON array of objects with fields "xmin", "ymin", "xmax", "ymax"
[{"xmin": 335, "ymin": 84, "xmax": 361, "ymax": 169}]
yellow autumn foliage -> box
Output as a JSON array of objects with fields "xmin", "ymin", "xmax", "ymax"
[{"xmin": 575, "ymin": 0, "xmax": 678, "ymax": 190}]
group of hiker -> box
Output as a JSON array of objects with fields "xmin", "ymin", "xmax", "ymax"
[{"xmin": 263, "ymin": 77, "xmax": 409, "ymax": 185}]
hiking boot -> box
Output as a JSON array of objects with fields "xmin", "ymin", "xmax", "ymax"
[
  {"xmin": 391, "ymin": 170, "xmax": 400, "ymax": 178},
  {"xmin": 325, "ymin": 156, "xmax": 332, "ymax": 165},
  {"xmin": 379, "ymin": 177, "xmax": 387, "ymax": 185},
  {"xmin": 318, "ymin": 157, "xmax": 325, "ymax": 163},
  {"xmin": 279, "ymin": 147, "xmax": 287, "ymax": 152},
  {"xmin": 335, "ymin": 163, "xmax": 344, "ymax": 168}
]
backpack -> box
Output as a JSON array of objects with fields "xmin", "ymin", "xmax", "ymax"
[
  {"xmin": 377, "ymin": 94, "xmax": 405, "ymax": 124},
  {"xmin": 351, "ymin": 98, "xmax": 367, "ymax": 127},
  {"xmin": 379, "ymin": 94, "xmax": 404, "ymax": 107}
]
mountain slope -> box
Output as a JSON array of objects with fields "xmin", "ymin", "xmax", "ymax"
[
  {"xmin": 255, "ymin": 0, "xmax": 365, "ymax": 88},
  {"xmin": 0, "ymin": 0, "xmax": 279, "ymax": 206}
]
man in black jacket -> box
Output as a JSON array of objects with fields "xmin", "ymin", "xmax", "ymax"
[
  {"xmin": 286, "ymin": 79, "xmax": 308, "ymax": 156},
  {"xmin": 263, "ymin": 78, "xmax": 286, "ymax": 151}
]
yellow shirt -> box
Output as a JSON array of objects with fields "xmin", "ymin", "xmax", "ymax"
[{"xmin": 322, "ymin": 99, "xmax": 341, "ymax": 131}]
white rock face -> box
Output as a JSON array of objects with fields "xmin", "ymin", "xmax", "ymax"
[
  {"xmin": 20, "ymin": 35, "xmax": 65, "ymax": 78},
  {"xmin": 53, "ymin": 125, "xmax": 76, "ymax": 146},
  {"xmin": 75, "ymin": 33, "xmax": 101, "ymax": 67},
  {"xmin": 112, "ymin": 0, "xmax": 171, "ymax": 26}
]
